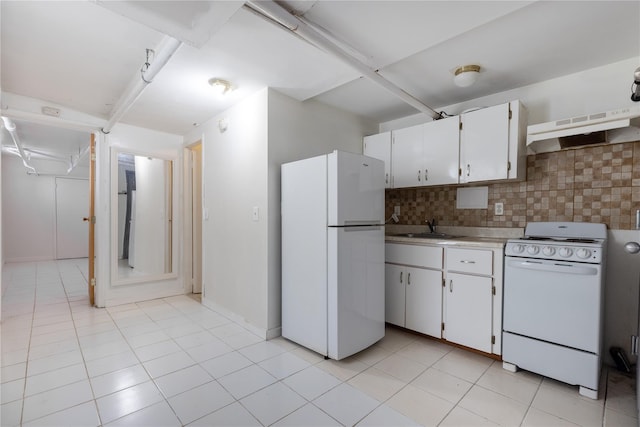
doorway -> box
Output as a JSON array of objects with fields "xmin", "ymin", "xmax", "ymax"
[
  {"xmin": 190, "ymin": 142, "xmax": 203, "ymax": 294},
  {"xmin": 55, "ymin": 177, "xmax": 89, "ymax": 259}
]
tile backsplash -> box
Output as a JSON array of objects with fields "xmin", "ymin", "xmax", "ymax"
[{"xmin": 385, "ymin": 141, "xmax": 640, "ymax": 230}]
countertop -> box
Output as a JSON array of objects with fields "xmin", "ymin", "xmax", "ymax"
[{"xmin": 384, "ymin": 225, "xmax": 524, "ymax": 249}]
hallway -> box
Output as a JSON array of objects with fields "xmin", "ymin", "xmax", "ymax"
[{"xmin": 1, "ymin": 260, "xmax": 637, "ymax": 426}]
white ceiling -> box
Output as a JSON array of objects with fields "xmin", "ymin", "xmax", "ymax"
[{"xmin": 1, "ymin": 1, "xmax": 639, "ymax": 162}]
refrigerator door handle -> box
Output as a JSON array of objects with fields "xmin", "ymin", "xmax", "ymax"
[{"xmin": 337, "ymin": 225, "xmax": 384, "ymax": 231}]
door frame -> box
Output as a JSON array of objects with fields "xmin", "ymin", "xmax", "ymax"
[{"xmin": 88, "ymin": 133, "xmax": 96, "ymax": 305}]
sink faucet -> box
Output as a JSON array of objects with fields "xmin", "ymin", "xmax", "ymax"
[{"xmin": 426, "ymin": 218, "xmax": 436, "ymax": 233}]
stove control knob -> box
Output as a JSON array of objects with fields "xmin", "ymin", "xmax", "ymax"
[
  {"xmin": 558, "ymin": 247, "xmax": 573, "ymax": 258},
  {"xmin": 542, "ymin": 246, "xmax": 556, "ymax": 256},
  {"xmin": 527, "ymin": 245, "xmax": 540, "ymax": 255},
  {"xmin": 512, "ymin": 244, "xmax": 525, "ymax": 254},
  {"xmin": 576, "ymin": 248, "xmax": 592, "ymax": 259}
]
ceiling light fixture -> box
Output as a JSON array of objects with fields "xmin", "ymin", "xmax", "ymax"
[
  {"xmin": 454, "ymin": 65, "xmax": 481, "ymax": 88},
  {"xmin": 208, "ymin": 78, "xmax": 234, "ymax": 95}
]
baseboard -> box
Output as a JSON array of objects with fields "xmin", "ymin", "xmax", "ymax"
[
  {"xmin": 201, "ymin": 296, "xmax": 278, "ymax": 340},
  {"xmin": 4, "ymin": 255, "xmax": 54, "ymax": 263}
]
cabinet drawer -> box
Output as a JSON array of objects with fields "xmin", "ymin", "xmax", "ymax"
[
  {"xmin": 386, "ymin": 243, "xmax": 443, "ymax": 269},
  {"xmin": 446, "ymin": 248, "xmax": 493, "ymax": 275}
]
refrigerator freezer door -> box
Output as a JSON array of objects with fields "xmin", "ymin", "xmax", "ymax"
[
  {"xmin": 281, "ymin": 155, "xmax": 328, "ymax": 355},
  {"xmin": 328, "ymin": 151, "xmax": 385, "ymax": 226},
  {"xmin": 327, "ymin": 226, "xmax": 385, "ymax": 359}
]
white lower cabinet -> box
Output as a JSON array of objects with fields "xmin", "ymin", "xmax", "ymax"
[
  {"xmin": 385, "ymin": 242, "xmax": 504, "ymax": 355},
  {"xmin": 385, "ymin": 243, "xmax": 443, "ymax": 337},
  {"xmin": 405, "ymin": 268, "xmax": 442, "ymax": 337},
  {"xmin": 443, "ymin": 272, "xmax": 492, "ymax": 353},
  {"xmin": 384, "ymin": 264, "xmax": 406, "ymax": 327}
]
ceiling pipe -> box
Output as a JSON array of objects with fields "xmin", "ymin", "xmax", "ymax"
[
  {"xmin": 2, "ymin": 144, "xmax": 90, "ymax": 176},
  {"xmin": 67, "ymin": 144, "xmax": 91, "ymax": 174},
  {"xmin": 3, "ymin": 146, "xmax": 66, "ymax": 162},
  {"xmin": 1, "ymin": 116, "xmax": 38, "ymax": 174},
  {"xmin": 102, "ymin": 36, "xmax": 183, "ymax": 134},
  {"xmin": 243, "ymin": 1, "xmax": 441, "ymax": 120}
]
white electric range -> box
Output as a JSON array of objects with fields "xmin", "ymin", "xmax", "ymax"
[{"xmin": 502, "ymin": 222, "xmax": 607, "ymax": 399}]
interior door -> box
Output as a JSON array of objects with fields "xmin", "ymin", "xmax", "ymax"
[{"xmin": 56, "ymin": 177, "xmax": 89, "ymax": 259}]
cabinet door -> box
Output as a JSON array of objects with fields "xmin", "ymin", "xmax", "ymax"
[
  {"xmin": 364, "ymin": 132, "xmax": 392, "ymax": 188},
  {"xmin": 423, "ymin": 116, "xmax": 460, "ymax": 186},
  {"xmin": 460, "ymin": 103, "xmax": 510, "ymax": 183},
  {"xmin": 405, "ymin": 267, "xmax": 442, "ymax": 338},
  {"xmin": 391, "ymin": 124, "xmax": 423, "ymax": 188},
  {"xmin": 444, "ymin": 272, "xmax": 493, "ymax": 353},
  {"xmin": 385, "ymin": 264, "xmax": 405, "ymax": 327}
]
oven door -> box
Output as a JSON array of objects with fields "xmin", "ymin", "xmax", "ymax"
[{"xmin": 503, "ymin": 256, "xmax": 603, "ymax": 353}]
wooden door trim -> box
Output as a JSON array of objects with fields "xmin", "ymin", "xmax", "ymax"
[{"xmin": 89, "ymin": 134, "xmax": 96, "ymax": 305}]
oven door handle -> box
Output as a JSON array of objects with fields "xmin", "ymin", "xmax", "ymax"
[{"xmin": 506, "ymin": 259, "xmax": 599, "ymax": 276}]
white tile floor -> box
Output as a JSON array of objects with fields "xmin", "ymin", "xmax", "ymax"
[{"xmin": 1, "ymin": 259, "xmax": 637, "ymax": 427}]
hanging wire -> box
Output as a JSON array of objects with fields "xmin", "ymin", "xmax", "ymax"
[{"xmin": 140, "ymin": 48, "xmax": 155, "ymax": 84}]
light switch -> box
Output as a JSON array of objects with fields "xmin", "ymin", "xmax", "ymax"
[
  {"xmin": 252, "ymin": 206, "xmax": 259, "ymax": 222},
  {"xmin": 203, "ymin": 208, "xmax": 209, "ymax": 220}
]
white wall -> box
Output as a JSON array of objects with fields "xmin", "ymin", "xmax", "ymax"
[
  {"xmin": 184, "ymin": 87, "xmax": 376, "ymax": 338},
  {"xmin": 95, "ymin": 123, "xmax": 184, "ymax": 307},
  {"xmin": 1, "ymin": 155, "xmax": 90, "ymax": 262},
  {"xmin": 380, "ymin": 56, "xmax": 640, "ymax": 133},
  {"xmin": 187, "ymin": 88, "xmax": 270, "ymax": 336}
]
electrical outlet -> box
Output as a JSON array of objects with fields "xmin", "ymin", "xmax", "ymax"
[
  {"xmin": 495, "ymin": 202, "xmax": 504, "ymax": 216},
  {"xmin": 394, "ymin": 205, "xmax": 401, "ymax": 216}
]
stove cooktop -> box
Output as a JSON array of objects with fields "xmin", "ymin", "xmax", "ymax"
[
  {"xmin": 521, "ymin": 221, "xmax": 607, "ymax": 242},
  {"xmin": 519, "ymin": 236, "xmax": 601, "ymax": 244}
]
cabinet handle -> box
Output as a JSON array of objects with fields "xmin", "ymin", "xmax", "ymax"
[
  {"xmin": 417, "ymin": 170, "xmax": 421, "ymax": 182},
  {"xmin": 460, "ymin": 260, "xmax": 476, "ymax": 264},
  {"xmin": 407, "ymin": 272, "xmax": 411, "ymax": 285},
  {"xmin": 466, "ymin": 164, "xmax": 471, "ymax": 177},
  {"xmin": 400, "ymin": 271, "xmax": 403, "ymax": 284},
  {"xmin": 449, "ymin": 280, "xmax": 453, "ymax": 293},
  {"xmin": 424, "ymin": 169, "xmax": 428, "ymax": 181}
]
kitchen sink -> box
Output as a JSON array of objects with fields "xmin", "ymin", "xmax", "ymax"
[{"xmin": 394, "ymin": 232, "xmax": 462, "ymax": 239}]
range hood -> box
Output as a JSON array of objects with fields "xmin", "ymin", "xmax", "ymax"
[{"xmin": 527, "ymin": 105, "xmax": 640, "ymax": 153}]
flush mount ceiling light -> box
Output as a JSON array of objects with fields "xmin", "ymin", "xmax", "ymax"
[
  {"xmin": 208, "ymin": 78, "xmax": 234, "ymax": 95},
  {"xmin": 453, "ymin": 65, "xmax": 481, "ymax": 88}
]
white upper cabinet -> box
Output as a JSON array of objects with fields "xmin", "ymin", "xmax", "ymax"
[
  {"xmin": 363, "ymin": 132, "xmax": 392, "ymax": 188},
  {"xmin": 423, "ymin": 116, "xmax": 460, "ymax": 186},
  {"xmin": 391, "ymin": 123, "xmax": 424, "ymax": 188},
  {"xmin": 460, "ymin": 100, "xmax": 526, "ymax": 183},
  {"xmin": 370, "ymin": 99, "xmax": 526, "ymax": 189},
  {"xmin": 391, "ymin": 117, "xmax": 460, "ymax": 189}
]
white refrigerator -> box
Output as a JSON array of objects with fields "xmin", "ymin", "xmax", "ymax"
[{"xmin": 281, "ymin": 150, "xmax": 386, "ymax": 360}]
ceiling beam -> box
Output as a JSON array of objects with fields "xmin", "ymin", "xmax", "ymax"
[{"xmin": 244, "ymin": 0, "xmax": 441, "ymax": 120}]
